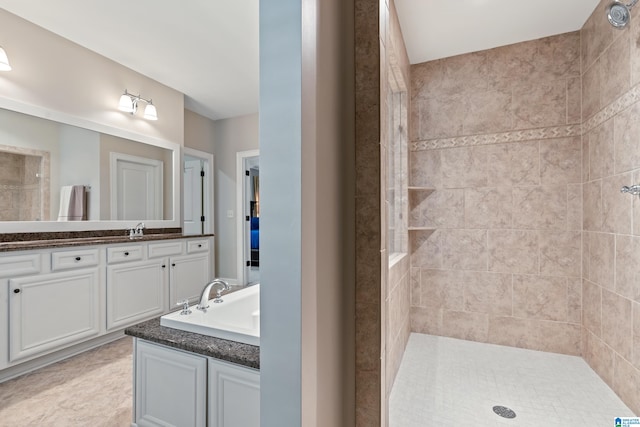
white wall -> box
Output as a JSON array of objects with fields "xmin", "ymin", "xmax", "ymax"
[{"xmin": 212, "ymin": 113, "xmax": 259, "ymax": 279}]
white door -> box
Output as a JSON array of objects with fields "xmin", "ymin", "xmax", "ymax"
[
  {"xmin": 110, "ymin": 153, "xmax": 163, "ymax": 220},
  {"xmin": 184, "ymin": 159, "xmax": 203, "ymax": 235}
]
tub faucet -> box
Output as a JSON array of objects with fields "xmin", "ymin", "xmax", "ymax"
[{"xmin": 196, "ymin": 279, "xmax": 230, "ymax": 311}]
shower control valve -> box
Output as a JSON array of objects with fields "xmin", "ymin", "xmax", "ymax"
[{"xmin": 621, "ymin": 184, "xmax": 640, "ymax": 196}]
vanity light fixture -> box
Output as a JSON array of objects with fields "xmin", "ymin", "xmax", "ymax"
[
  {"xmin": 0, "ymin": 46, "xmax": 11, "ymax": 71},
  {"xmin": 118, "ymin": 89, "xmax": 158, "ymax": 120}
]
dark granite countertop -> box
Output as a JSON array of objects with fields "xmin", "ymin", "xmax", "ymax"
[
  {"xmin": 0, "ymin": 233, "xmax": 214, "ymax": 252},
  {"xmin": 125, "ymin": 317, "xmax": 260, "ymax": 370}
]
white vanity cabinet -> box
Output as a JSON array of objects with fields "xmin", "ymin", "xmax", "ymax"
[
  {"xmin": 134, "ymin": 340, "xmax": 207, "ymax": 427},
  {"xmin": 132, "ymin": 339, "xmax": 260, "ymax": 427}
]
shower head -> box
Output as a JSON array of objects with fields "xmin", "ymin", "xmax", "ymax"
[{"xmin": 607, "ymin": 0, "xmax": 639, "ymax": 28}]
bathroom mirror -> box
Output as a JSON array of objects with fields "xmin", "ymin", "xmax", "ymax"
[{"xmin": 0, "ymin": 101, "xmax": 180, "ymax": 233}]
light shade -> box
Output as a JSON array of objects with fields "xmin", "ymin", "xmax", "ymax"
[
  {"xmin": 143, "ymin": 102, "xmax": 158, "ymax": 120},
  {"xmin": 118, "ymin": 93, "xmax": 134, "ymax": 113},
  {"xmin": 0, "ymin": 46, "xmax": 11, "ymax": 71}
]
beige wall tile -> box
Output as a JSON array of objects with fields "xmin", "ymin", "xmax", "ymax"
[
  {"xmin": 631, "ymin": 9, "xmax": 640, "ymax": 86},
  {"xmin": 635, "ymin": 170, "xmax": 640, "ymax": 236},
  {"xmin": 582, "ymin": 60, "xmax": 601, "ymax": 120},
  {"xmin": 567, "ymin": 184, "xmax": 583, "ymax": 230},
  {"xmin": 634, "ymin": 301, "xmax": 640, "ymax": 369},
  {"xmin": 486, "ymin": 142, "xmax": 540, "ymax": 187},
  {"xmin": 442, "ymin": 310, "xmax": 489, "ymax": 342},
  {"xmin": 567, "ymin": 77, "xmax": 582, "ymax": 124},
  {"xmin": 581, "ymin": 0, "xmax": 620, "ymax": 72},
  {"xmin": 464, "ymin": 187, "xmax": 512, "ymax": 229},
  {"xmin": 582, "ymin": 136, "xmax": 590, "ymax": 183},
  {"xmin": 441, "ymin": 146, "xmax": 488, "ymax": 189},
  {"xmin": 415, "ymin": 94, "xmax": 465, "ymax": 140},
  {"xmin": 513, "ymin": 275, "xmax": 568, "ymax": 321},
  {"xmin": 537, "ymin": 321, "xmax": 581, "ymax": 355},
  {"xmin": 602, "ymin": 173, "xmax": 633, "ymax": 234},
  {"xmin": 441, "ymin": 229, "xmax": 488, "ymax": 271},
  {"xmin": 410, "ymin": 189, "xmax": 464, "ymax": 229},
  {"xmin": 513, "ymin": 80, "xmax": 567, "ymax": 129},
  {"xmin": 410, "ymin": 150, "xmax": 440, "ymax": 188},
  {"xmin": 487, "ymin": 316, "xmax": 538, "ymax": 350},
  {"xmin": 588, "ymin": 118, "xmax": 615, "ymax": 180},
  {"xmin": 539, "ymin": 230, "xmax": 582, "ymax": 277},
  {"xmin": 583, "ymin": 279, "xmax": 603, "ymax": 337},
  {"xmin": 568, "ymin": 278, "xmax": 582, "ymax": 324},
  {"xmin": 463, "ymin": 89, "xmax": 513, "ymax": 135},
  {"xmin": 588, "ymin": 232, "xmax": 615, "ymax": 290},
  {"xmin": 583, "ymin": 232, "xmax": 590, "ymax": 279},
  {"xmin": 540, "ymin": 137, "xmax": 582, "ymax": 185},
  {"xmin": 584, "ymin": 329, "xmax": 615, "ymax": 388},
  {"xmin": 420, "ymin": 269, "xmax": 464, "ymax": 310},
  {"xmin": 410, "ymin": 267, "xmax": 421, "ymax": 306},
  {"xmin": 410, "ymin": 229, "xmax": 441, "ymax": 269},
  {"xmin": 601, "ymin": 289, "xmax": 633, "ymax": 361},
  {"xmin": 615, "ymin": 235, "xmax": 640, "ymax": 302},
  {"xmin": 613, "ymin": 354, "xmax": 640, "ymax": 415},
  {"xmin": 601, "ymin": 33, "xmax": 630, "ymax": 107},
  {"xmin": 614, "ymin": 102, "xmax": 640, "ymax": 174},
  {"xmin": 410, "ymin": 306, "xmax": 442, "ymax": 335},
  {"xmin": 513, "ymin": 186, "xmax": 567, "ymax": 230},
  {"xmin": 463, "ymin": 271, "xmax": 513, "ymax": 316},
  {"xmin": 488, "ymin": 230, "xmax": 539, "ymax": 274},
  {"xmin": 583, "ymin": 180, "xmax": 603, "ymax": 231}
]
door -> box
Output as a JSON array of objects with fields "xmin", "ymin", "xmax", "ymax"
[
  {"xmin": 184, "ymin": 159, "xmax": 204, "ymax": 235},
  {"xmin": 208, "ymin": 358, "xmax": 260, "ymax": 427},
  {"xmin": 110, "ymin": 152, "xmax": 163, "ymax": 220}
]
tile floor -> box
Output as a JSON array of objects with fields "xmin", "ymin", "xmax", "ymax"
[
  {"xmin": 390, "ymin": 333, "xmax": 636, "ymax": 427},
  {"xmin": 0, "ymin": 337, "xmax": 133, "ymax": 427}
]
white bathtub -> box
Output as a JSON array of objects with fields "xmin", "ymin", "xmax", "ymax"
[{"xmin": 160, "ymin": 284, "xmax": 260, "ymax": 346}]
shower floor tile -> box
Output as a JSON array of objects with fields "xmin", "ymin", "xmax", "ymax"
[{"xmin": 389, "ymin": 333, "xmax": 636, "ymax": 427}]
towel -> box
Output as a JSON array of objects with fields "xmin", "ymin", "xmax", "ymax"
[{"xmin": 57, "ymin": 185, "xmax": 86, "ymax": 221}]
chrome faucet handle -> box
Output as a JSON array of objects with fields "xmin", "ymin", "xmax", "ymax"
[
  {"xmin": 621, "ymin": 184, "xmax": 640, "ymax": 195},
  {"xmin": 176, "ymin": 299, "xmax": 191, "ymax": 315},
  {"xmin": 213, "ymin": 288, "xmax": 224, "ymax": 304}
]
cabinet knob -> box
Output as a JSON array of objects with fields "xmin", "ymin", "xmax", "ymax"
[
  {"xmin": 124, "ymin": 251, "xmax": 130, "ymax": 256},
  {"xmin": 171, "ymin": 263, "xmax": 176, "ymax": 267},
  {"xmin": 162, "ymin": 264, "xmax": 166, "ymax": 268},
  {"xmin": 75, "ymin": 256, "xmax": 82, "ymax": 261},
  {"xmin": 13, "ymin": 288, "xmax": 20, "ymax": 294},
  {"xmin": 198, "ymin": 244, "xmax": 202, "ymax": 248}
]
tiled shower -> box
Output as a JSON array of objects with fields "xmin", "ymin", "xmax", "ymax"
[{"xmin": 388, "ymin": 0, "xmax": 640, "ymax": 418}]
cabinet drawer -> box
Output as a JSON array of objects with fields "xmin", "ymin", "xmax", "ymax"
[
  {"xmin": 107, "ymin": 245, "xmax": 144, "ymax": 264},
  {"xmin": 0, "ymin": 253, "xmax": 42, "ymax": 277},
  {"xmin": 51, "ymin": 249, "xmax": 99, "ymax": 271},
  {"xmin": 148, "ymin": 241, "xmax": 183, "ymax": 259},
  {"xmin": 186, "ymin": 239, "xmax": 209, "ymax": 254}
]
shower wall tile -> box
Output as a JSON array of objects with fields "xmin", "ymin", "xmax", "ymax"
[
  {"xmin": 631, "ymin": 11, "xmax": 640, "ymax": 86},
  {"xmin": 567, "ymin": 184, "xmax": 583, "ymax": 230},
  {"xmin": 441, "ymin": 146, "xmax": 488, "ymax": 188},
  {"xmin": 567, "ymin": 77, "xmax": 582, "ymax": 124},
  {"xmin": 537, "ymin": 321, "xmax": 581, "ymax": 355},
  {"xmin": 588, "ymin": 118, "xmax": 615, "ymax": 180},
  {"xmin": 486, "ymin": 141, "xmax": 539, "ymax": 187},
  {"xmin": 583, "ymin": 180, "xmax": 603, "ymax": 231},
  {"xmin": 601, "ymin": 33, "xmax": 630, "ymax": 108},
  {"xmin": 441, "ymin": 229, "xmax": 487, "ymax": 271},
  {"xmin": 583, "ymin": 279, "xmax": 603, "ymax": 337},
  {"xmin": 588, "ymin": 232, "xmax": 615, "ymax": 290},
  {"xmin": 410, "ymin": 306, "xmax": 442, "ymax": 335},
  {"xmin": 512, "ymin": 185, "xmax": 567, "ymax": 230},
  {"xmin": 635, "ymin": 170, "xmax": 640, "ymax": 236},
  {"xmin": 487, "ymin": 316, "xmax": 537, "ymax": 349},
  {"xmin": 582, "ymin": 61, "xmax": 601, "ymax": 120},
  {"xmin": 463, "ymin": 271, "xmax": 512, "ymax": 316},
  {"xmin": 513, "ymin": 275, "xmax": 568, "ymax": 322},
  {"xmin": 410, "ymin": 267, "xmax": 421, "ymax": 306},
  {"xmin": 539, "ymin": 231, "xmax": 582, "ymax": 277},
  {"xmin": 409, "ymin": 189, "xmax": 464, "ymax": 229},
  {"xmin": 601, "ymin": 290, "xmax": 633, "ymax": 361},
  {"xmin": 419, "ymin": 269, "xmax": 464, "ymax": 310},
  {"xmin": 584, "ymin": 329, "xmax": 615, "ymax": 388},
  {"xmin": 614, "ymin": 235, "xmax": 640, "ymax": 302},
  {"xmin": 601, "ymin": 173, "xmax": 633, "ymax": 234},
  {"xmin": 464, "ymin": 187, "xmax": 512, "ymax": 229},
  {"xmin": 410, "ymin": 229, "xmax": 440, "ymax": 269},
  {"xmin": 409, "ymin": 149, "xmax": 440, "ymax": 188},
  {"xmin": 512, "ymin": 80, "xmax": 567, "ymax": 129},
  {"xmin": 613, "ymin": 355, "xmax": 640, "ymax": 415},
  {"xmin": 488, "ymin": 230, "xmax": 539, "ymax": 274},
  {"xmin": 442, "ymin": 310, "xmax": 488, "ymax": 342},
  {"xmin": 567, "ymin": 278, "xmax": 582, "ymax": 324},
  {"xmin": 614, "ymin": 102, "xmax": 640, "ymax": 174},
  {"xmin": 582, "ymin": 136, "xmax": 590, "ymax": 183},
  {"xmin": 539, "ymin": 137, "xmax": 582, "ymax": 185},
  {"xmin": 633, "ymin": 301, "xmax": 640, "ymax": 369},
  {"xmin": 463, "ymin": 89, "xmax": 513, "ymax": 135},
  {"xmin": 581, "ymin": 0, "xmax": 620, "ymax": 72}
]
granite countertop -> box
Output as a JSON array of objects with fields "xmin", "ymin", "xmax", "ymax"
[
  {"xmin": 0, "ymin": 232, "xmax": 214, "ymax": 252},
  {"xmin": 125, "ymin": 317, "xmax": 260, "ymax": 370}
]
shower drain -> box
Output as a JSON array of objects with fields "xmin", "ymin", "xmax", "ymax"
[{"xmin": 492, "ymin": 405, "xmax": 517, "ymax": 419}]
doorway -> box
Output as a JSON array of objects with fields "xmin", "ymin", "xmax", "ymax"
[
  {"xmin": 183, "ymin": 147, "xmax": 214, "ymax": 236},
  {"xmin": 236, "ymin": 150, "xmax": 260, "ymax": 286}
]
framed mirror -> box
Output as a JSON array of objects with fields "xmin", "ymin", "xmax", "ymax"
[{"xmin": 0, "ymin": 98, "xmax": 180, "ymax": 233}]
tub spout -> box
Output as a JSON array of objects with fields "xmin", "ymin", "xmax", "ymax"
[{"xmin": 196, "ymin": 279, "xmax": 230, "ymax": 311}]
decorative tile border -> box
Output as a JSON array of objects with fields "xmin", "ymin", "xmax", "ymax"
[{"xmin": 411, "ymin": 82, "xmax": 640, "ymax": 152}]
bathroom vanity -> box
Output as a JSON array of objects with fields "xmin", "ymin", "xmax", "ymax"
[
  {"xmin": 126, "ymin": 316, "xmax": 260, "ymax": 427},
  {"xmin": 0, "ymin": 233, "xmax": 213, "ymax": 382}
]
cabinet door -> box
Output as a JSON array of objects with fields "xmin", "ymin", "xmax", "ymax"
[
  {"xmin": 170, "ymin": 253, "xmax": 210, "ymax": 306},
  {"xmin": 135, "ymin": 340, "xmax": 207, "ymax": 427},
  {"xmin": 208, "ymin": 358, "xmax": 260, "ymax": 427},
  {"xmin": 106, "ymin": 260, "xmax": 167, "ymax": 331},
  {"xmin": 8, "ymin": 268, "xmax": 100, "ymax": 362}
]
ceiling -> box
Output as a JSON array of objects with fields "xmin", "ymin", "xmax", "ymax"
[
  {"xmin": 395, "ymin": 0, "xmax": 602, "ymax": 64},
  {"xmin": 0, "ymin": 1, "xmax": 604, "ymax": 121}
]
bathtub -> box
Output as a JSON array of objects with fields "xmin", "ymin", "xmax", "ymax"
[{"xmin": 160, "ymin": 284, "xmax": 260, "ymax": 346}]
